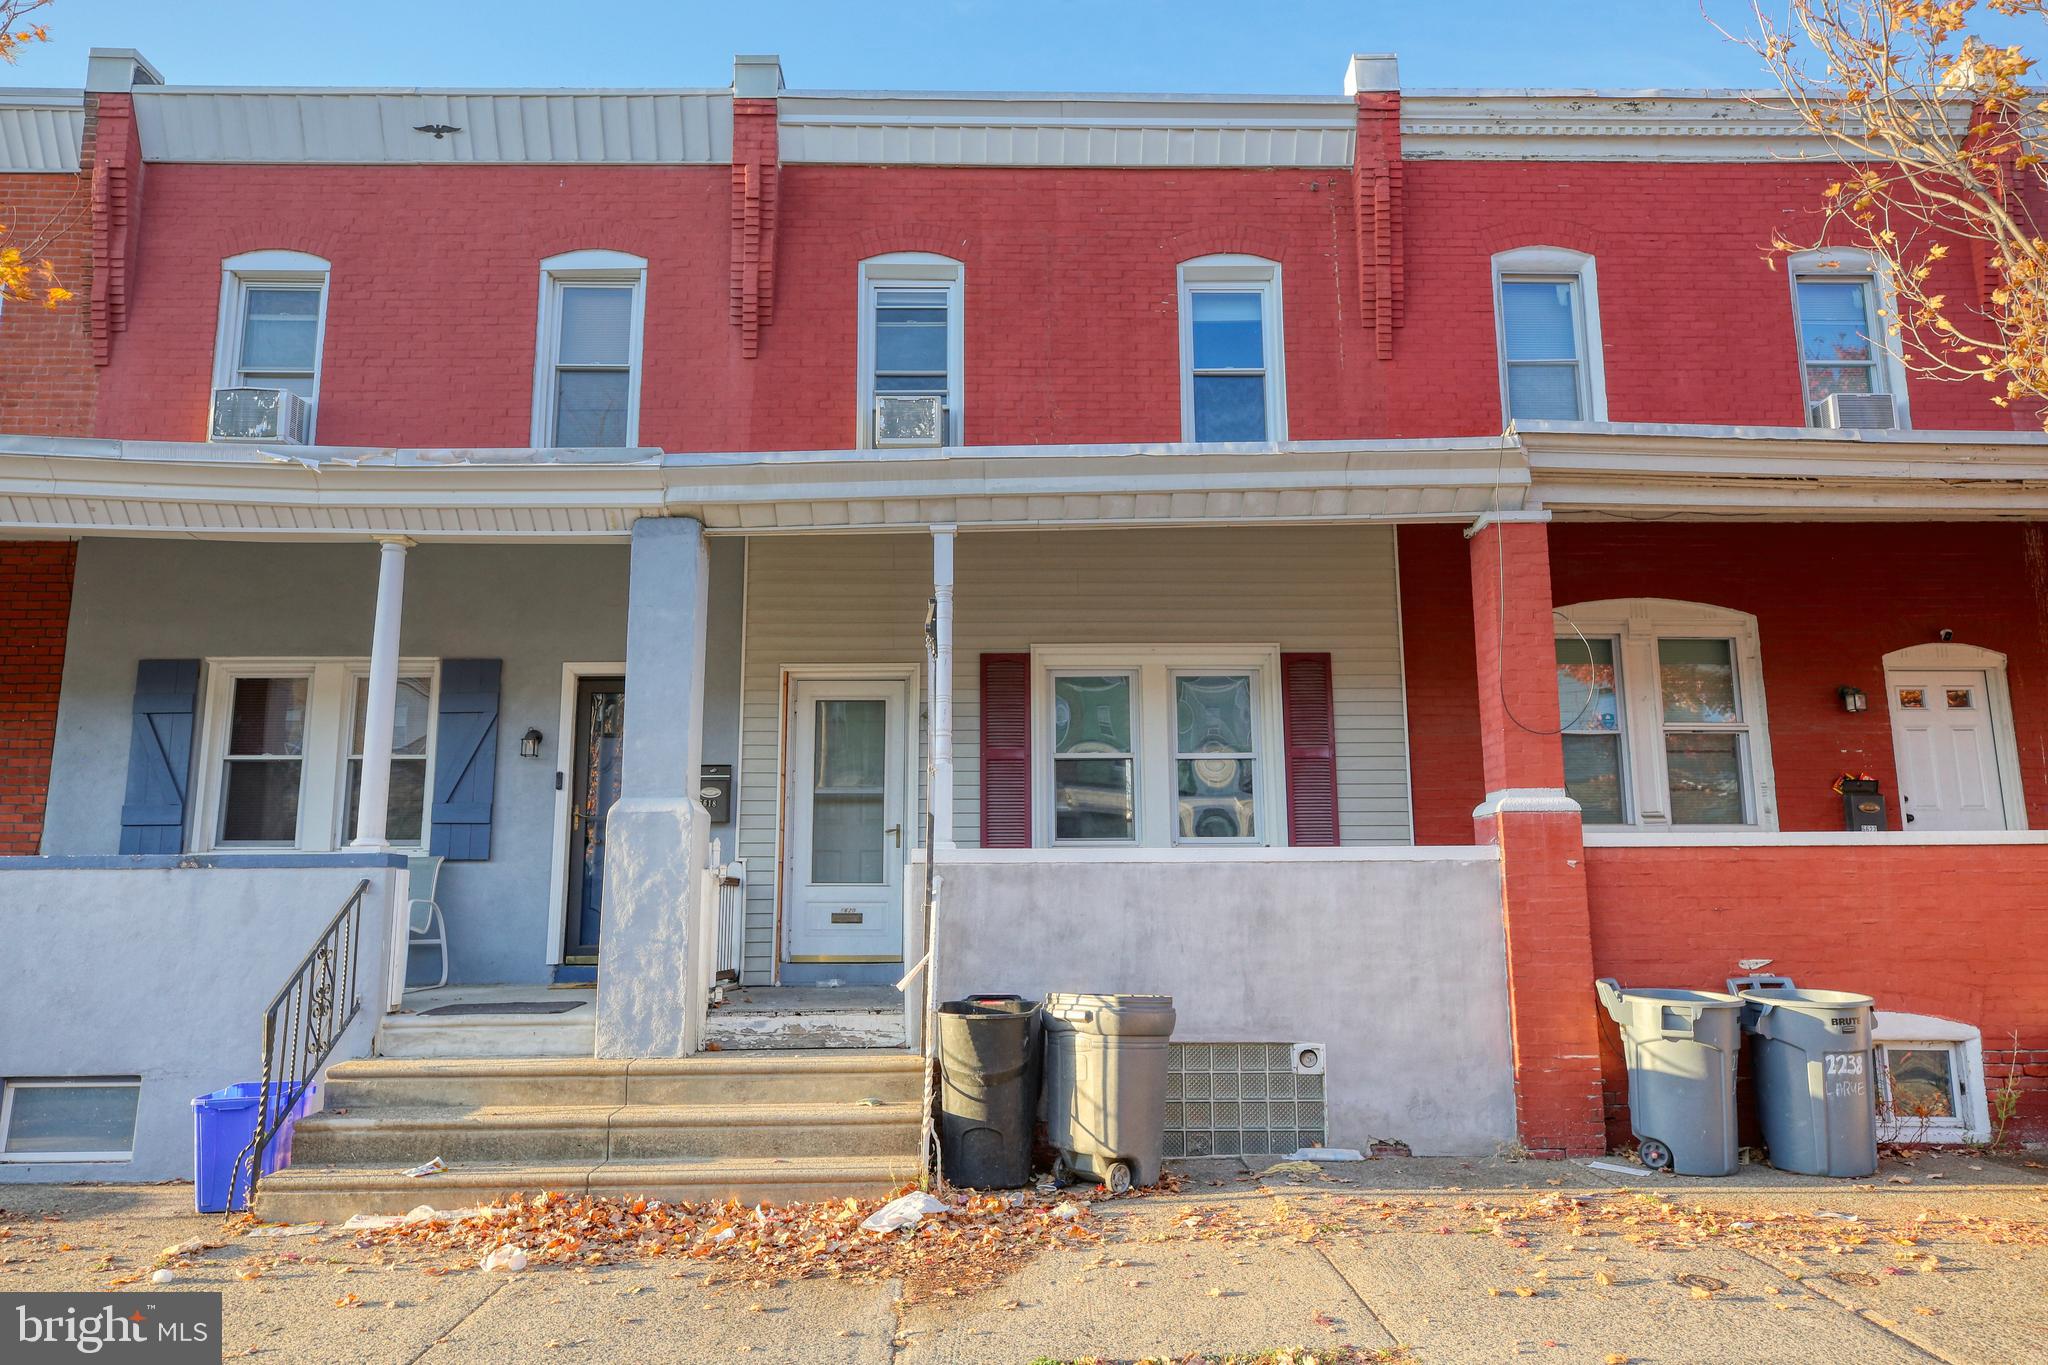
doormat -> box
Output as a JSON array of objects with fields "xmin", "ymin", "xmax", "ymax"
[{"xmin": 419, "ymin": 1001, "xmax": 588, "ymax": 1016}]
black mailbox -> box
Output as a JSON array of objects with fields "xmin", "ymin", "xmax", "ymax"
[
  {"xmin": 698, "ymin": 763, "xmax": 733, "ymax": 823},
  {"xmin": 1840, "ymin": 777, "xmax": 1886, "ymax": 832}
]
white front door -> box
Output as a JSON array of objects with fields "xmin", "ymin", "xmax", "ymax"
[
  {"xmin": 785, "ymin": 678, "xmax": 909, "ymax": 964},
  {"xmin": 1887, "ymin": 670, "xmax": 2008, "ymax": 831}
]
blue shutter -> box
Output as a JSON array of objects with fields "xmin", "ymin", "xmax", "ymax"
[
  {"xmin": 119, "ymin": 659, "xmax": 199, "ymax": 854},
  {"xmin": 430, "ymin": 659, "xmax": 501, "ymax": 861}
]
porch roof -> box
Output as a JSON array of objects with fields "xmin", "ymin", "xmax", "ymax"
[{"xmin": 0, "ymin": 423, "xmax": 2045, "ymax": 540}]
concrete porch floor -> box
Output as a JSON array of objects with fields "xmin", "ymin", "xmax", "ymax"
[
  {"xmin": 707, "ymin": 985, "xmax": 907, "ymax": 1050},
  {"xmin": 376, "ymin": 984, "xmax": 596, "ymax": 1060}
]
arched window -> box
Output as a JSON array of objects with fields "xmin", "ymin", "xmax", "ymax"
[
  {"xmin": 1491, "ymin": 246, "xmax": 1606, "ymax": 426},
  {"xmin": 1177, "ymin": 255, "xmax": 1286, "ymax": 443},
  {"xmin": 1787, "ymin": 247, "xmax": 1912, "ymax": 429},
  {"xmin": 212, "ymin": 250, "xmax": 332, "ymax": 441},
  {"xmin": 857, "ymin": 253, "xmax": 964, "ymax": 448},
  {"xmin": 531, "ymin": 249, "xmax": 648, "ymax": 448},
  {"xmin": 1552, "ymin": 598, "xmax": 1777, "ymax": 830}
]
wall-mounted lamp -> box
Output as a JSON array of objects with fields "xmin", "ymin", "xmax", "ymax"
[
  {"xmin": 1837, "ymin": 686, "xmax": 1868, "ymax": 714},
  {"xmin": 519, "ymin": 727, "xmax": 544, "ymax": 758}
]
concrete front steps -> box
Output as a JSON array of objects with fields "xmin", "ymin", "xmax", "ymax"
[{"xmin": 257, "ymin": 1052, "xmax": 925, "ymax": 1223}]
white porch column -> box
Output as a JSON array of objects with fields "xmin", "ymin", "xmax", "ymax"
[
  {"xmin": 350, "ymin": 536, "xmax": 412, "ymax": 848},
  {"xmin": 596, "ymin": 515, "xmax": 711, "ymax": 1058},
  {"xmin": 931, "ymin": 525, "xmax": 956, "ymax": 848}
]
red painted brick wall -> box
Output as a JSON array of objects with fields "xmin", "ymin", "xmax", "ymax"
[
  {"xmin": 1403, "ymin": 521, "xmax": 2048, "ymax": 839},
  {"xmin": 1468, "ymin": 521, "xmax": 1606, "ymax": 1157},
  {"xmin": 0, "ymin": 541, "xmax": 76, "ymax": 855},
  {"xmin": 0, "ymin": 169, "xmax": 95, "ymax": 435},
  {"xmin": 90, "ymin": 156, "xmax": 2022, "ymax": 447},
  {"xmin": 1587, "ymin": 844, "xmax": 2048, "ymax": 1142}
]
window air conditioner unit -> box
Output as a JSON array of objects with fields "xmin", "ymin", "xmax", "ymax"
[
  {"xmin": 873, "ymin": 394, "xmax": 945, "ymax": 448},
  {"xmin": 211, "ymin": 387, "xmax": 313, "ymax": 445},
  {"xmin": 1809, "ymin": 391, "xmax": 1897, "ymax": 432}
]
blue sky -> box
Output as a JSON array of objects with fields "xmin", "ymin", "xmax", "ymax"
[{"xmin": 3, "ymin": 0, "xmax": 1824, "ymax": 93}]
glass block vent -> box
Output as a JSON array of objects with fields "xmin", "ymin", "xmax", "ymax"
[{"xmin": 1163, "ymin": 1042, "xmax": 1325, "ymax": 1158}]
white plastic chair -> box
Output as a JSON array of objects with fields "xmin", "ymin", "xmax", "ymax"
[{"xmin": 405, "ymin": 852, "xmax": 449, "ymax": 990}]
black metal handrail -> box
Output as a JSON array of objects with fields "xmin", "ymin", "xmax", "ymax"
[{"xmin": 225, "ymin": 877, "xmax": 370, "ymax": 1214}]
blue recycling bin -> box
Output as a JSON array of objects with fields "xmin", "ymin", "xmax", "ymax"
[{"xmin": 192, "ymin": 1082, "xmax": 318, "ymax": 1213}]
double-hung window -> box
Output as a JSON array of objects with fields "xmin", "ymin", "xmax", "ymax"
[
  {"xmin": 1553, "ymin": 601, "xmax": 1777, "ymax": 830},
  {"xmin": 1492, "ymin": 247, "xmax": 1605, "ymax": 424},
  {"xmin": 1039, "ymin": 650, "xmax": 1280, "ymax": 847},
  {"xmin": 1179, "ymin": 256, "xmax": 1286, "ymax": 443},
  {"xmin": 533, "ymin": 250, "xmax": 647, "ymax": 447},
  {"xmin": 1789, "ymin": 250, "xmax": 1908, "ymax": 425},
  {"xmin": 857, "ymin": 253, "xmax": 964, "ymax": 447},
  {"xmin": 212, "ymin": 250, "xmax": 331, "ymax": 437},
  {"xmin": 342, "ymin": 673, "xmax": 434, "ymax": 844},
  {"xmin": 198, "ymin": 659, "xmax": 438, "ymax": 851}
]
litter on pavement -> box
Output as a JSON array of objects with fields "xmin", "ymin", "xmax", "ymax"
[
  {"xmin": 860, "ymin": 1191, "xmax": 949, "ymax": 1232},
  {"xmin": 478, "ymin": 1245, "xmax": 528, "ymax": 1273}
]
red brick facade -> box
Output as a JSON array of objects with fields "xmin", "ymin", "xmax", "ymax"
[
  {"xmin": 1467, "ymin": 520, "xmax": 1605, "ymax": 1157},
  {"xmin": 1587, "ymin": 844, "xmax": 2048, "ymax": 1141},
  {"xmin": 1406, "ymin": 519, "xmax": 2048, "ymax": 1145},
  {"xmin": 89, "ymin": 155, "xmax": 2021, "ymax": 446},
  {"xmin": 0, "ymin": 541, "xmax": 75, "ymax": 855},
  {"xmin": 0, "ymin": 168, "xmax": 94, "ymax": 435}
]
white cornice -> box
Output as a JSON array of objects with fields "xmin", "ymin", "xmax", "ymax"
[
  {"xmin": 0, "ymin": 76, "xmax": 1894, "ymax": 169},
  {"xmin": 0, "ymin": 438, "xmax": 1524, "ymax": 541},
  {"xmin": 1520, "ymin": 421, "xmax": 2048, "ymax": 516},
  {"xmin": 131, "ymin": 88, "xmax": 734, "ymax": 165},
  {"xmin": 5, "ymin": 424, "xmax": 2048, "ymax": 540},
  {"xmin": 0, "ymin": 93, "xmax": 83, "ymax": 173}
]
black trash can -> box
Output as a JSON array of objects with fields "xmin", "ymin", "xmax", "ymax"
[
  {"xmin": 961, "ymin": 993, "xmax": 1043, "ymax": 1122},
  {"xmin": 936, "ymin": 998, "xmax": 1039, "ymax": 1188}
]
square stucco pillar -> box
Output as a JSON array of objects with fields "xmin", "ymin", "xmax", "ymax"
[
  {"xmin": 595, "ymin": 516, "xmax": 712, "ymax": 1058},
  {"xmin": 1467, "ymin": 513, "xmax": 1606, "ymax": 1158}
]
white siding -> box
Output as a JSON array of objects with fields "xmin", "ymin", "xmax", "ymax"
[
  {"xmin": 738, "ymin": 535, "xmax": 931, "ymax": 984},
  {"xmin": 737, "ymin": 526, "xmax": 1412, "ymax": 983}
]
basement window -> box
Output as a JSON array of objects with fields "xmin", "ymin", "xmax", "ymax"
[
  {"xmin": 0, "ymin": 1078, "xmax": 141, "ymax": 1162},
  {"xmin": 1873, "ymin": 1012, "xmax": 1990, "ymax": 1144}
]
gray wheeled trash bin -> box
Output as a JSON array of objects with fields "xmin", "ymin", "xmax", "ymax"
[
  {"xmin": 936, "ymin": 999, "xmax": 1040, "ymax": 1188},
  {"xmin": 1595, "ymin": 979, "xmax": 1741, "ymax": 1176},
  {"xmin": 1737, "ymin": 984, "xmax": 1878, "ymax": 1178},
  {"xmin": 1043, "ymin": 992, "xmax": 1175, "ymax": 1193}
]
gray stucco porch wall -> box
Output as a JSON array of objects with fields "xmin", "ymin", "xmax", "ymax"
[
  {"xmin": 0, "ymin": 858, "xmax": 404, "ymax": 1183},
  {"xmin": 40, "ymin": 536, "xmax": 745, "ymax": 985},
  {"xmin": 932, "ymin": 851, "xmax": 1516, "ymax": 1155}
]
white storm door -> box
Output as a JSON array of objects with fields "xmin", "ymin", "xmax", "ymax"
[
  {"xmin": 786, "ymin": 679, "xmax": 909, "ymax": 963},
  {"xmin": 1887, "ymin": 671, "xmax": 2007, "ymax": 831}
]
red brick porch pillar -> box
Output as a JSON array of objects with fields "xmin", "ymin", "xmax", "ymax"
[{"xmin": 1467, "ymin": 514, "xmax": 1606, "ymax": 1157}]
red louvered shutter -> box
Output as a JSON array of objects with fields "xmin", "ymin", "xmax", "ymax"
[
  {"xmin": 979, "ymin": 652, "xmax": 1033, "ymax": 848},
  {"xmin": 1280, "ymin": 652, "xmax": 1339, "ymax": 846}
]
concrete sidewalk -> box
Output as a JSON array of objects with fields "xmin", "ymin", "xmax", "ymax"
[{"xmin": 1, "ymin": 1148, "xmax": 2044, "ymax": 1363}]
